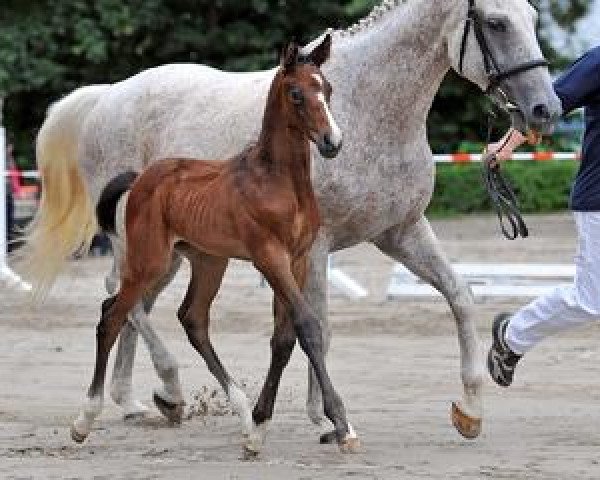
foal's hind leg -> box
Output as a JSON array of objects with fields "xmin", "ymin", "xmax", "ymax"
[
  {"xmin": 71, "ymin": 279, "xmax": 150, "ymax": 443},
  {"xmin": 177, "ymin": 252, "xmax": 253, "ymax": 436},
  {"xmin": 374, "ymin": 216, "xmax": 484, "ymax": 439}
]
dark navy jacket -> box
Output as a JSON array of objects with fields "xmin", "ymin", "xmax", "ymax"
[{"xmin": 553, "ymin": 45, "xmax": 600, "ymax": 211}]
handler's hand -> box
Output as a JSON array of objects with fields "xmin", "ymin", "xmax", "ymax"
[{"xmin": 485, "ymin": 128, "xmax": 527, "ymax": 166}]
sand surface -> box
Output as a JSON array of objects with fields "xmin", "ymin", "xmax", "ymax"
[{"xmin": 2, "ymin": 213, "xmax": 600, "ymax": 479}]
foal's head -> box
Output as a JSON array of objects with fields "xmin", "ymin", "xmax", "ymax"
[{"xmin": 272, "ymin": 34, "xmax": 342, "ymax": 159}]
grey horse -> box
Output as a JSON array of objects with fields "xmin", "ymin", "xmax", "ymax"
[{"xmin": 25, "ymin": 0, "xmax": 560, "ymax": 449}]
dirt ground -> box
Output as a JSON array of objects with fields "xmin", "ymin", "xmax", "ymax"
[{"xmin": 2, "ymin": 213, "xmax": 600, "ymax": 480}]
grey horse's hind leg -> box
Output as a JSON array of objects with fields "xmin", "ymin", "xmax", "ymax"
[
  {"xmin": 304, "ymin": 232, "xmax": 330, "ymax": 425},
  {"xmin": 109, "ymin": 235, "xmax": 185, "ymax": 422},
  {"xmin": 107, "ymin": 236, "xmax": 150, "ymax": 419},
  {"xmin": 111, "ymin": 320, "xmax": 150, "ymax": 419},
  {"xmin": 137, "ymin": 253, "xmax": 186, "ymax": 423},
  {"xmin": 373, "ymin": 216, "xmax": 484, "ymax": 439}
]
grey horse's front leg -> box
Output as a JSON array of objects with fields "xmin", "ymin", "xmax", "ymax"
[
  {"xmin": 304, "ymin": 232, "xmax": 330, "ymax": 425},
  {"xmin": 374, "ymin": 216, "xmax": 484, "ymax": 439}
]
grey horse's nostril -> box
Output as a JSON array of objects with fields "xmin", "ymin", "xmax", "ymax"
[{"xmin": 532, "ymin": 103, "xmax": 551, "ymax": 122}]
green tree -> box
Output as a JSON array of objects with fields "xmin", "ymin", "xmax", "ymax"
[{"xmin": 0, "ymin": 0, "xmax": 377, "ymax": 167}]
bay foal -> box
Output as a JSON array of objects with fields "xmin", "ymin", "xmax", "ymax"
[{"xmin": 72, "ymin": 36, "xmax": 357, "ymax": 453}]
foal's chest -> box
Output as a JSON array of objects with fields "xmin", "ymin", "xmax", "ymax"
[{"xmin": 288, "ymin": 207, "xmax": 319, "ymax": 255}]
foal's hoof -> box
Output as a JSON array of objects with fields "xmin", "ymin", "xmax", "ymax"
[
  {"xmin": 451, "ymin": 402, "xmax": 482, "ymax": 439},
  {"xmin": 70, "ymin": 424, "xmax": 88, "ymax": 444},
  {"xmin": 153, "ymin": 392, "xmax": 184, "ymax": 424},
  {"xmin": 339, "ymin": 435, "xmax": 361, "ymax": 454},
  {"xmin": 242, "ymin": 442, "xmax": 261, "ymax": 460},
  {"xmin": 339, "ymin": 424, "xmax": 360, "ymax": 453},
  {"xmin": 319, "ymin": 425, "xmax": 360, "ymax": 453},
  {"xmin": 242, "ymin": 420, "xmax": 268, "ymax": 458}
]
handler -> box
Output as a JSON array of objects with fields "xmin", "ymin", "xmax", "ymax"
[{"xmin": 487, "ymin": 45, "xmax": 600, "ymax": 387}]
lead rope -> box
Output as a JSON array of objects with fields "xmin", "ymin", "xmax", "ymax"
[{"xmin": 482, "ymin": 113, "xmax": 529, "ymax": 240}]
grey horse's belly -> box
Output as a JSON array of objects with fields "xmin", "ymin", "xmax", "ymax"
[{"xmin": 313, "ymin": 150, "xmax": 435, "ymax": 250}]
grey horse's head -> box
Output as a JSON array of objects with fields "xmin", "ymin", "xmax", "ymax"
[{"xmin": 446, "ymin": 0, "xmax": 561, "ymax": 136}]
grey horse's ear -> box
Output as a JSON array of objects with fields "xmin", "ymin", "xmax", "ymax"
[
  {"xmin": 281, "ymin": 42, "xmax": 299, "ymax": 73},
  {"xmin": 309, "ymin": 33, "xmax": 332, "ymax": 67}
]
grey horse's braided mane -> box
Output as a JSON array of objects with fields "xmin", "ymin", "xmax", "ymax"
[{"xmin": 337, "ymin": 0, "xmax": 407, "ymax": 37}]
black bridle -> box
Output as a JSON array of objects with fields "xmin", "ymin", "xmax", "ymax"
[
  {"xmin": 458, "ymin": 0, "xmax": 545, "ymax": 240},
  {"xmin": 458, "ymin": 0, "xmax": 548, "ymax": 95},
  {"xmin": 482, "ymin": 115, "xmax": 529, "ymax": 240}
]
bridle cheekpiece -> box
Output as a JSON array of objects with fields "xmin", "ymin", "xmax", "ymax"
[{"xmin": 458, "ymin": 0, "xmax": 548, "ymax": 96}]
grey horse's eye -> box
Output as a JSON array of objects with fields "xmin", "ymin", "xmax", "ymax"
[
  {"xmin": 289, "ymin": 86, "xmax": 304, "ymax": 106},
  {"xmin": 487, "ymin": 18, "xmax": 507, "ymax": 33}
]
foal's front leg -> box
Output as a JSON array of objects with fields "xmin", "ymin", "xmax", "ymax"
[
  {"xmin": 244, "ymin": 294, "xmax": 297, "ymax": 455},
  {"xmin": 254, "ymin": 247, "xmax": 358, "ymax": 452},
  {"xmin": 373, "ymin": 216, "xmax": 484, "ymax": 439}
]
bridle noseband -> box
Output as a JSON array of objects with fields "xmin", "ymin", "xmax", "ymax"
[{"xmin": 458, "ymin": 0, "xmax": 548, "ymax": 95}]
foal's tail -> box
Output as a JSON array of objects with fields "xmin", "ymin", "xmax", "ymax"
[
  {"xmin": 96, "ymin": 171, "xmax": 138, "ymax": 234},
  {"xmin": 21, "ymin": 84, "xmax": 109, "ymax": 300}
]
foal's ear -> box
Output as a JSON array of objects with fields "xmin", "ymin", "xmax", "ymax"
[
  {"xmin": 281, "ymin": 42, "xmax": 299, "ymax": 73},
  {"xmin": 309, "ymin": 33, "xmax": 332, "ymax": 67}
]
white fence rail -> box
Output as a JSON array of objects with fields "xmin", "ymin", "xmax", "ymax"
[{"xmin": 387, "ymin": 263, "xmax": 574, "ymax": 299}]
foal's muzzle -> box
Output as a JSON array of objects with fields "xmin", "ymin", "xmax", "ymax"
[{"xmin": 317, "ymin": 133, "xmax": 342, "ymax": 159}]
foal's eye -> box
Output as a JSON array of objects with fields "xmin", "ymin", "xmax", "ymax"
[
  {"xmin": 289, "ymin": 87, "xmax": 304, "ymax": 106},
  {"xmin": 486, "ymin": 18, "xmax": 507, "ymax": 33}
]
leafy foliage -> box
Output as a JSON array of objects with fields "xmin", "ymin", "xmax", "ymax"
[
  {"xmin": 428, "ymin": 160, "xmax": 578, "ymax": 217},
  {"xmin": 0, "ymin": 0, "xmax": 377, "ymax": 166}
]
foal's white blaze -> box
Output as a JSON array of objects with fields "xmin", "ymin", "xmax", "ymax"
[
  {"xmin": 311, "ymin": 73, "xmax": 324, "ymax": 87},
  {"xmin": 228, "ymin": 382, "xmax": 253, "ymax": 436},
  {"xmin": 317, "ymin": 92, "xmax": 342, "ymax": 147}
]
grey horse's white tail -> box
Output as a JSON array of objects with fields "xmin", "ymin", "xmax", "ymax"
[{"xmin": 22, "ymin": 85, "xmax": 109, "ymax": 299}]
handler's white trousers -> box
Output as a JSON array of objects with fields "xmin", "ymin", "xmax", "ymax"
[{"xmin": 505, "ymin": 211, "xmax": 600, "ymax": 355}]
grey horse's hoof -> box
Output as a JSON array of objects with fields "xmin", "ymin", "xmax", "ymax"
[
  {"xmin": 123, "ymin": 410, "xmax": 147, "ymax": 422},
  {"xmin": 319, "ymin": 430, "xmax": 337, "ymax": 444},
  {"xmin": 153, "ymin": 392, "xmax": 184, "ymax": 424},
  {"xmin": 451, "ymin": 402, "xmax": 482, "ymax": 439},
  {"xmin": 70, "ymin": 424, "xmax": 88, "ymax": 443},
  {"xmin": 319, "ymin": 427, "xmax": 360, "ymax": 453}
]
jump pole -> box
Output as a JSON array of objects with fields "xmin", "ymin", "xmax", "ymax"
[{"xmin": 0, "ymin": 99, "xmax": 31, "ymax": 292}]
